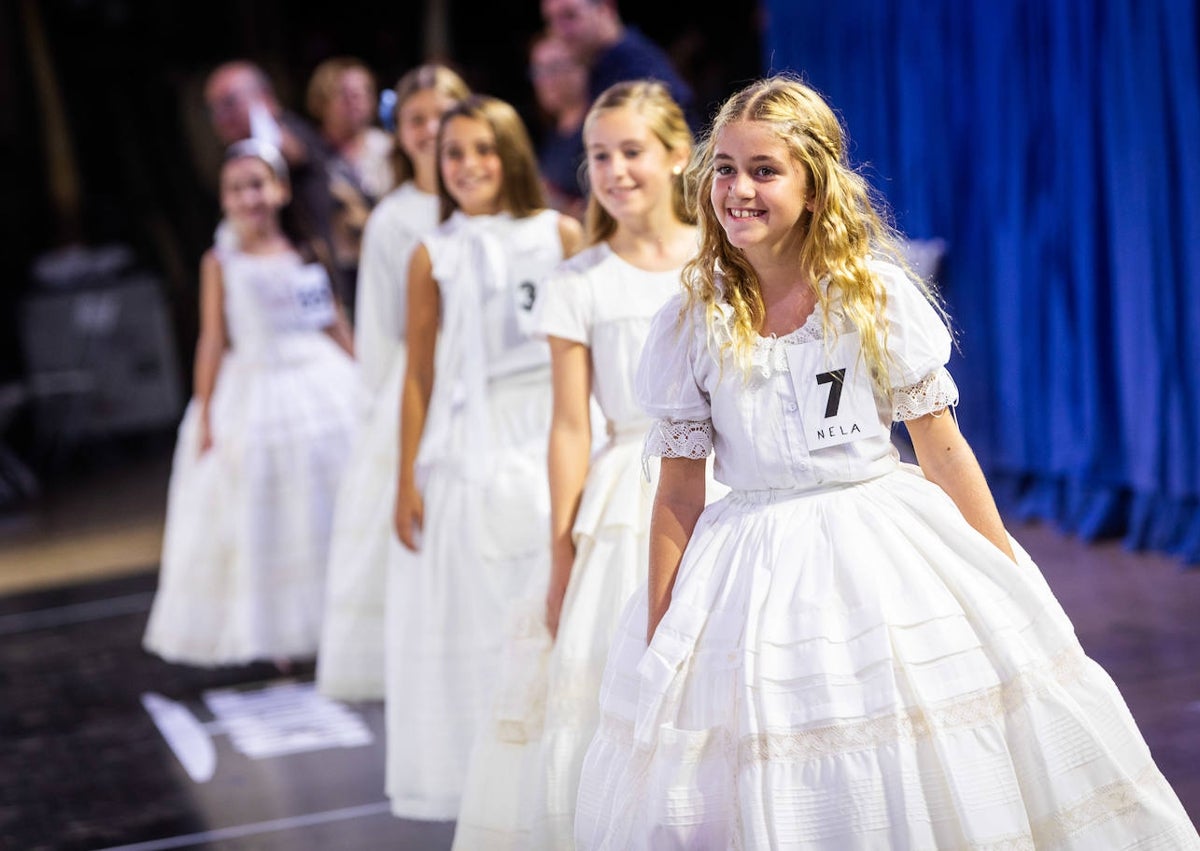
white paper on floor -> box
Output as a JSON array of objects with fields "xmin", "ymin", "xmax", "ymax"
[
  {"xmin": 141, "ymin": 691, "xmax": 218, "ymax": 783},
  {"xmin": 202, "ymin": 680, "xmax": 373, "ymax": 759},
  {"xmin": 142, "ymin": 680, "xmax": 372, "ymax": 782}
]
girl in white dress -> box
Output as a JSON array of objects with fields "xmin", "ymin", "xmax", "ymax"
[
  {"xmin": 452, "ymin": 80, "xmax": 728, "ymax": 850},
  {"xmin": 144, "ymin": 139, "xmax": 360, "ymax": 668},
  {"xmin": 574, "ymin": 76, "xmax": 1200, "ymax": 850},
  {"xmin": 315, "ymin": 64, "xmax": 469, "ymax": 702},
  {"xmin": 387, "ymin": 94, "xmax": 585, "ymax": 820}
]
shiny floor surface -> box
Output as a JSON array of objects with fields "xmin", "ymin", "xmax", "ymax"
[{"xmin": 1, "ymin": 448, "xmax": 1197, "ymax": 849}]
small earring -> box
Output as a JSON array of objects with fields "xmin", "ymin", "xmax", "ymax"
[{"xmin": 672, "ymin": 165, "xmax": 683, "ymax": 176}]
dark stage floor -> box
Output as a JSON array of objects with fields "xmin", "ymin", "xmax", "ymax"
[{"xmin": 1, "ymin": 521, "xmax": 1198, "ymax": 850}]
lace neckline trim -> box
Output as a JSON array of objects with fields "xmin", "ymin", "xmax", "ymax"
[{"xmin": 755, "ymin": 305, "xmax": 824, "ymax": 346}]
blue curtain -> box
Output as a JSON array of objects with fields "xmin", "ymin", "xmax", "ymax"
[{"xmin": 763, "ymin": 0, "xmax": 1200, "ymax": 564}]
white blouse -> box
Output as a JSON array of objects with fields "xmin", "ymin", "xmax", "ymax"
[
  {"xmin": 636, "ymin": 260, "xmax": 959, "ymax": 492},
  {"xmin": 352, "ymin": 181, "xmax": 439, "ymax": 393},
  {"xmin": 535, "ymin": 242, "xmax": 683, "ymax": 435}
]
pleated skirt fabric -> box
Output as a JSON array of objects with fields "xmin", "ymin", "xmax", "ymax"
[
  {"xmin": 315, "ymin": 348, "xmax": 405, "ymax": 700},
  {"xmin": 144, "ymin": 337, "xmax": 360, "ymax": 667},
  {"xmin": 385, "ymin": 368, "xmax": 553, "ymax": 821},
  {"xmin": 452, "ymin": 439, "xmax": 657, "ymax": 849},
  {"xmin": 574, "ymin": 465, "xmax": 1200, "ymax": 850}
]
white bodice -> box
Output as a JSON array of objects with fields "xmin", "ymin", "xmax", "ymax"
[
  {"xmin": 423, "ymin": 209, "xmax": 564, "ymax": 380},
  {"xmin": 637, "ymin": 260, "xmax": 960, "ymax": 492},
  {"xmin": 217, "ymin": 240, "xmax": 337, "ymax": 360},
  {"xmin": 353, "ymin": 181, "xmax": 440, "ymax": 392},
  {"xmin": 535, "ymin": 242, "xmax": 683, "ymax": 436}
]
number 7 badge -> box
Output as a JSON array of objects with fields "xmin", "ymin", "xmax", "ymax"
[{"xmin": 785, "ymin": 331, "xmax": 887, "ymax": 450}]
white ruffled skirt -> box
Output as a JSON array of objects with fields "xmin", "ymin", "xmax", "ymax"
[
  {"xmin": 143, "ymin": 336, "xmax": 361, "ymax": 667},
  {"xmin": 453, "ymin": 439, "xmax": 731, "ymax": 850},
  {"xmin": 451, "ymin": 437, "xmax": 656, "ymax": 849},
  {"xmin": 574, "ymin": 465, "xmax": 1199, "ymax": 850},
  {"xmin": 385, "ymin": 367, "xmax": 553, "ymax": 821},
  {"xmin": 315, "ymin": 347, "xmax": 405, "ymax": 701}
]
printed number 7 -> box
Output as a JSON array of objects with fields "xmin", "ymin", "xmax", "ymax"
[{"xmin": 815, "ymin": 369, "xmax": 845, "ymax": 418}]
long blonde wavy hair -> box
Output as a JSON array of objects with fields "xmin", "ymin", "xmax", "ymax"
[{"xmin": 683, "ymin": 75, "xmax": 946, "ymax": 396}]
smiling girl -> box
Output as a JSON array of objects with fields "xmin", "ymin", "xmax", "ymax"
[
  {"xmin": 573, "ymin": 75, "xmax": 1199, "ymax": 850},
  {"xmin": 144, "ymin": 140, "xmax": 360, "ymax": 669},
  {"xmin": 386, "ymin": 94, "xmax": 584, "ymax": 820}
]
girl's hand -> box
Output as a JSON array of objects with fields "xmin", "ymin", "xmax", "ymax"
[
  {"xmin": 544, "ymin": 544, "xmax": 575, "ymax": 640},
  {"xmin": 646, "ymin": 607, "xmax": 667, "ymax": 645},
  {"xmin": 198, "ymin": 414, "xmax": 214, "ymax": 455},
  {"xmin": 393, "ymin": 481, "xmax": 424, "ymax": 551}
]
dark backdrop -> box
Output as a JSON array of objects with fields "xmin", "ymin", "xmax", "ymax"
[{"xmin": 0, "ymin": 0, "xmax": 762, "ymax": 482}]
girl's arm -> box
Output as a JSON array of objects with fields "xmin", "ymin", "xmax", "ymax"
[
  {"xmin": 193, "ymin": 250, "xmax": 228, "ymax": 453},
  {"xmin": 646, "ymin": 455, "xmax": 708, "ymax": 642},
  {"xmin": 906, "ymin": 410, "xmax": 1016, "ymax": 562},
  {"xmin": 545, "ymin": 336, "xmax": 593, "ymax": 639},
  {"xmin": 394, "ymin": 243, "xmax": 440, "ymax": 551},
  {"xmin": 557, "ymin": 213, "xmax": 585, "ymax": 260}
]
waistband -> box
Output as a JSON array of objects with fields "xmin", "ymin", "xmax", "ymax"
[{"xmin": 728, "ymin": 471, "xmax": 892, "ymax": 504}]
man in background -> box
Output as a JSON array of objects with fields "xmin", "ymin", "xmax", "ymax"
[{"xmin": 540, "ymin": 0, "xmax": 700, "ymax": 131}]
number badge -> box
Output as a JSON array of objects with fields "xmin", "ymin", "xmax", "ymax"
[{"xmin": 785, "ymin": 331, "xmax": 886, "ymax": 450}]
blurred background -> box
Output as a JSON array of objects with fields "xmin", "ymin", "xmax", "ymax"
[
  {"xmin": 1, "ymin": 1, "xmax": 1197, "ymax": 584},
  {"xmin": 0, "ymin": 0, "xmax": 764, "ymax": 592}
]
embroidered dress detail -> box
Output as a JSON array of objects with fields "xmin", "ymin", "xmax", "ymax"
[
  {"xmin": 643, "ymin": 418, "xmax": 714, "ymax": 461},
  {"xmin": 892, "ymin": 366, "xmax": 960, "ymax": 421}
]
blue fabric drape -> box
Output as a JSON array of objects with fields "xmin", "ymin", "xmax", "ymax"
[{"xmin": 763, "ymin": 0, "xmax": 1200, "ymax": 564}]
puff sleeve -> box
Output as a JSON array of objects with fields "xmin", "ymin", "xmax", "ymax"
[
  {"xmin": 533, "ymin": 263, "xmax": 592, "ymax": 345},
  {"xmin": 873, "ymin": 261, "xmax": 960, "ymax": 421},
  {"xmin": 635, "ymin": 293, "xmax": 714, "ymax": 460}
]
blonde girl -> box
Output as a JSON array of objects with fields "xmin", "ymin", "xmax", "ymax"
[{"xmin": 574, "ymin": 75, "xmax": 1199, "ymax": 850}]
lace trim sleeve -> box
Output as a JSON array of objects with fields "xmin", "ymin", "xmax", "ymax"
[
  {"xmin": 643, "ymin": 418, "xmax": 714, "ymax": 461},
  {"xmin": 892, "ymin": 367, "xmax": 960, "ymax": 422}
]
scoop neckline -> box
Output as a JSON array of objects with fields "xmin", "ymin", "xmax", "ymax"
[
  {"xmin": 601, "ymin": 241, "xmax": 686, "ymax": 277},
  {"xmin": 753, "ymin": 303, "xmax": 823, "ymax": 344}
]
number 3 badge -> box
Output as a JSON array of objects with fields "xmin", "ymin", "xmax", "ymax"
[{"xmin": 785, "ymin": 331, "xmax": 886, "ymax": 450}]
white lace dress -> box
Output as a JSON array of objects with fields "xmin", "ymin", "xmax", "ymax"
[
  {"xmin": 143, "ymin": 238, "xmax": 362, "ymax": 667},
  {"xmin": 574, "ymin": 261, "xmax": 1200, "ymax": 850},
  {"xmin": 385, "ymin": 209, "xmax": 565, "ymax": 820},
  {"xmin": 315, "ymin": 182, "xmax": 438, "ymax": 700}
]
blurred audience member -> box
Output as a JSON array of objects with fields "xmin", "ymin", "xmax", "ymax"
[
  {"xmin": 203, "ymin": 60, "xmax": 342, "ymax": 300},
  {"xmin": 529, "ymin": 31, "xmax": 589, "ymax": 220},
  {"xmin": 306, "ymin": 57, "xmax": 396, "ymax": 316},
  {"xmin": 541, "ymin": 0, "xmax": 700, "ymax": 131}
]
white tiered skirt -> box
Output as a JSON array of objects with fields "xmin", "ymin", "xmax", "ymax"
[
  {"xmin": 453, "ymin": 438, "xmax": 731, "ymax": 850},
  {"xmin": 385, "ymin": 368, "xmax": 553, "ymax": 821},
  {"xmin": 574, "ymin": 465, "xmax": 1200, "ymax": 850},
  {"xmin": 315, "ymin": 348, "xmax": 405, "ymax": 700},
  {"xmin": 143, "ymin": 336, "xmax": 361, "ymax": 667}
]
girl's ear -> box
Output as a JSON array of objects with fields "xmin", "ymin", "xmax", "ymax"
[{"xmin": 670, "ymin": 146, "xmax": 690, "ymax": 177}]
